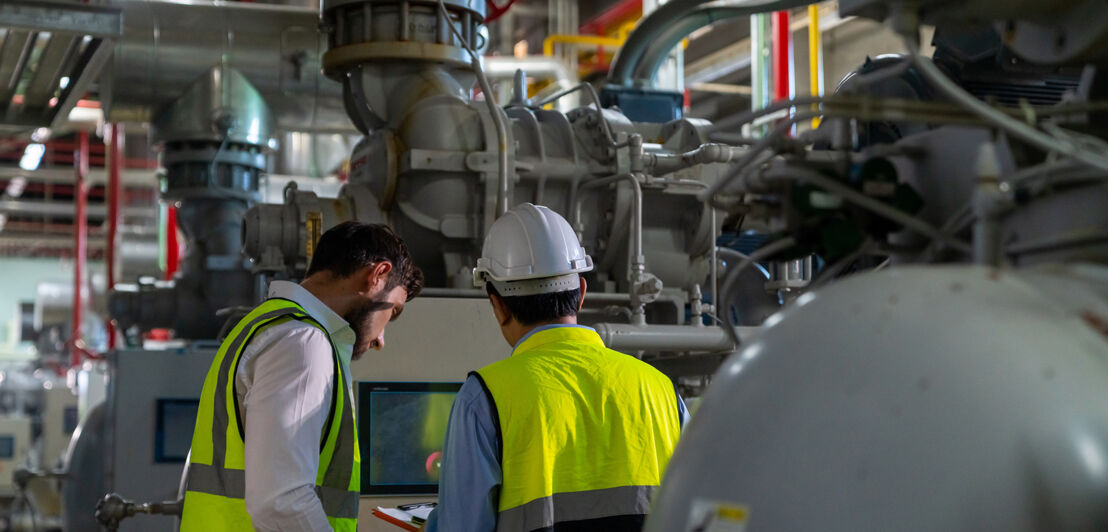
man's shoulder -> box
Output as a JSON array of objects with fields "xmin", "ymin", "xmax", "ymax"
[{"xmin": 242, "ymin": 319, "xmax": 332, "ymax": 361}]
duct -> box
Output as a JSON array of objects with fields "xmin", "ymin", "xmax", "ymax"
[
  {"xmin": 151, "ymin": 66, "xmax": 275, "ymax": 148},
  {"xmin": 272, "ymin": 132, "xmax": 360, "ymax": 177},
  {"xmin": 110, "ymin": 65, "xmax": 272, "ymax": 339},
  {"xmin": 98, "ymin": 0, "xmax": 353, "ymax": 133},
  {"xmin": 607, "ymin": 0, "xmax": 817, "ymax": 88}
]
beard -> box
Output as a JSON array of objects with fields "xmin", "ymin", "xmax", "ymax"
[{"xmin": 344, "ymin": 298, "xmax": 394, "ymax": 360}]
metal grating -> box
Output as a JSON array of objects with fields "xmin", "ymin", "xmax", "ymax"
[{"xmin": 0, "ymin": 1, "xmax": 122, "ymax": 134}]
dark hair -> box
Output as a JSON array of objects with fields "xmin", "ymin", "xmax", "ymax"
[
  {"xmin": 486, "ymin": 283, "xmax": 580, "ymax": 325},
  {"xmin": 306, "ymin": 221, "xmax": 423, "ymax": 301}
]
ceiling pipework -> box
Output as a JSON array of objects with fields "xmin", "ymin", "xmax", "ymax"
[{"xmin": 0, "ymin": 1, "xmax": 122, "ymax": 134}]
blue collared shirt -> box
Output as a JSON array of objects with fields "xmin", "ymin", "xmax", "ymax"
[{"xmin": 425, "ymin": 324, "xmax": 689, "ymax": 532}]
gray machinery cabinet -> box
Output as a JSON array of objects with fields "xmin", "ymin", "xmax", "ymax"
[{"xmin": 64, "ymin": 348, "xmax": 215, "ymax": 532}]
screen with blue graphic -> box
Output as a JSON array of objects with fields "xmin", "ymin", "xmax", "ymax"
[{"xmin": 358, "ymin": 382, "xmax": 461, "ymax": 495}]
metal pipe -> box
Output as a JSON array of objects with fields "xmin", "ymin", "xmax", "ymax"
[
  {"xmin": 572, "ymin": 173, "xmax": 644, "ymax": 280},
  {"xmin": 807, "ymin": 3, "xmax": 823, "ymax": 128},
  {"xmin": 644, "ymin": 143, "xmax": 743, "ymax": 174},
  {"xmin": 771, "ymin": 10, "xmax": 791, "ymax": 102},
  {"xmin": 164, "ymin": 206, "xmax": 179, "ymax": 280},
  {"xmin": 71, "ymin": 130, "xmax": 89, "ymax": 367},
  {"xmin": 436, "ymin": 0, "xmax": 510, "ymax": 216},
  {"xmin": 106, "ymin": 123, "xmax": 122, "ymax": 350},
  {"xmin": 594, "ymin": 323, "xmax": 753, "ymax": 353},
  {"xmin": 0, "ymin": 200, "xmax": 150, "ymax": 218},
  {"xmin": 484, "ymin": 56, "xmax": 574, "ymax": 84},
  {"xmin": 630, "ymin": 6, "xmax": 763, "ymax": 87},
  {"xmin": 572, "ymin": 173, "xmax": 645, "ymax": 321},
  {"xmin": 608, "ymin": 0, "xmax": 817, "ymax": 87},
  {"xmin": 543, "ymin": 34, "xmax": 623, "ymax": 58},
  {"xmin": 751, "ymin": 14, "xmax": 770, "ymax": 113}
]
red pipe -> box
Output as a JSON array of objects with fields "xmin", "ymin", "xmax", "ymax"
[
  {"xmin": 165, "ymin": 205, "xmax": 179, "ymax": 280},
  {"xmin": 771, "ymin": 10, "xmax": 791, "ymax": 102},
  {"xmin": 106, "ymin": 124, "xmax": 122, "ymax": 349},
  {"xmin": 580, "ymin": 0, "xmax": 641, "ymax": 35},
  {"xmin": 72, "ymin": 131, "xmax": 89, "ymax": 367}
]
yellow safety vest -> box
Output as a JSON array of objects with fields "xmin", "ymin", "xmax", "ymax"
[
  {"xmin": 180, "ymin": 298, "xmax": 360, "ymax": 531},
  {"xmin": 474, "ymin": 326, "xmax": 681, "ymax": 532}
]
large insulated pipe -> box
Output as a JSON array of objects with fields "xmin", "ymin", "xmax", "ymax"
[
  {"xmin": 608, "ymin": 0, "xmax": 818, "ymax": 88},
  {"xmin": 630, "ymin": 6, "xmax": 761, "ymax": 87}
]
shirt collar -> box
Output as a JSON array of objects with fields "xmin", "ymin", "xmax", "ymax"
[
  {"xmin": 512, "ymin": 324, "xmax": 596, "ymax": 353},
  {"xmin": 267, "ymin": 280, "xmax": 353, "ymax": 339}
]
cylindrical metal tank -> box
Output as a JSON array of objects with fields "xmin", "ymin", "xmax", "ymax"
[{"xmin": 645, "ymin": 264, "xmax": 1108, "ymax": 531}]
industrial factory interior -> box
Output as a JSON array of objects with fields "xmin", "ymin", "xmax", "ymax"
[{"xmin": 0, "ymin": 0, "xmax": 1106, "ymax": 530}]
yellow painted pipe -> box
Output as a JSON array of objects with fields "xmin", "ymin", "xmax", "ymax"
[
  {"xmin": 542, "ymin": 21, "xmax": 687, "ymax": 61},
  {"xmin": 543, "ymin": 34, "xmax": 625, "ymax": 58},
  {"xmin": 808, "ymin": 3, "xmax": 822, "ymax": 128}
]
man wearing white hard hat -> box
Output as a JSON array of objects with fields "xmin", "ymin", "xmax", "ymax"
[{"xmin": 425, "ymin": 203, "xmax": 688, "ymax": 532}]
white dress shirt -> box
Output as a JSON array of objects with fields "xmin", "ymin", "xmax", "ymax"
[{"xmin": 236, "ymin": 281, "xmax": 357, "ymax": 531}]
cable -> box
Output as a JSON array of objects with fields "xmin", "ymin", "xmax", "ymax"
[
  {"xmin": 716, "ymin": 237, "xmax": 796, "ymax": 347},
  {"xmin": 901, "ymin": 33, "xmax": 1108, "ymax": 174},
  {"xmin": 437, "ymin": 0, "xmax": 511, "ymax": 215}
]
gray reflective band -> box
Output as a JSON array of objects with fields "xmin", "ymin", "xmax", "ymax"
[
  {"xmin": 187, "ymin": 463, "xmax": 245, "ymax": 499},
  {"xmin": 497, "ymin": 485, "xmax": 655, "ymax": 532},
  {"xmin": 187, "ymin": 464, "xmax": 359, "ymax": 519},
  {"xmin": 211, "ymin": 307, "xmax": 304, "ymax": 463},
  {"xmin": 316, "ymin": 485, "xmax": 360, "ymax": 519},
  {"xmin": 322, "ymin": 384, "xmax": 356, "ymax": 491}
]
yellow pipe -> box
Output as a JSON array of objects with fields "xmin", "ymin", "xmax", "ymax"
[
  {"xmin": 808, "ymin": 3, "xmax": 823, "ymax": 128},
  {"xmin": 543, "ymin": 34, "xmax": 625, "ymax": 58},
  {"xmin": 543, "ymin": 24, "xmax": 687, "ymax": 59}
]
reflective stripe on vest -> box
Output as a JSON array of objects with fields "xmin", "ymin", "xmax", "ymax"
[
  {"xmin": 475, "ymin": 327, "xmax": 681, "ymax": 532},
  {"xmin": 180, "ymin": 298, "xmax": 360, "ymax": 531}
]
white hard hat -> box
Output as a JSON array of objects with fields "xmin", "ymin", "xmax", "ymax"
[{"xmin": 473, "ymin": 203, "xmax": 593, "ymax": 296}]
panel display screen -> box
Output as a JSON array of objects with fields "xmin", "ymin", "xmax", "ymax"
[
  {"xmin": 155, "ymin": 398, "xmax": 200, "ymax": 463},
  {"xmin": 357, "ymin": 382, "xmax": 461, "ymax": 495},
  {"xmin": 63, "ymin": 406, "xmax": 79, "ymax": 434},
  {"xmin": 0, "ymin": 436, "xmax": 14, "ymax": 459}
]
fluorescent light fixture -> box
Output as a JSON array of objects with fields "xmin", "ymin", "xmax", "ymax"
[{"xmin": 19, "ymin": 143, "xmax": 46, "ymax": 171}]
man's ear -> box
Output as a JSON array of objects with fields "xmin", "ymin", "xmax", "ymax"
[
  {"xmin": 577, "ymin": 276, "xmax": 587, "ymax": 312},
  {"xmin": 489, "ymin": 293, "xmax": 512, "ymax": 327},
  {"xmin": 366, "ymin": 261, "xmax": 393, "ymax": 292}
]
